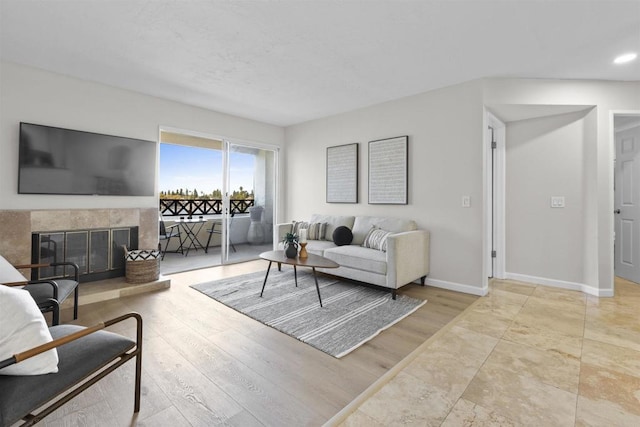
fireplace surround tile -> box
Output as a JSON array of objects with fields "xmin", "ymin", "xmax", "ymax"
[
  {"xmin": 31, "ymin": 209, "xmax": 71, "ymax": 232},
  {"xmin": 0, "ymin": 208, "xmax": 158, "ymax": 267},
  {"xmin": 72, "ymin": 209, "xmax": 110, "ymax": 229},
  {"xmin": 0, "ymin": 210, "xmax": 31, "ymax": 264},
  {"xmin": 110, "ymin": 208, "xmax": 140, "ymax": 228},
  {"xmin": 138, "ymin": 208, "xmax": 158, "ymax": 249}
]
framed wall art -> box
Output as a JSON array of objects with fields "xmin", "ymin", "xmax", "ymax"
[
  {"xmin": 326, "ymin": 143, "xmax": 359, "ymax": 203},
  {"xmin": 368, "ymin": 136, "xmax": 408, "ymax": 204}
]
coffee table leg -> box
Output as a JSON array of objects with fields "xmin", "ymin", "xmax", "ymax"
[
  {"xmin": 294, "ymin": 265, "xmax": 298, "ymax": 287},
  {"xmin": 312, "ymin": 267, "xmax": 323, "ymax": 307},
  {"xmin": 260, "ymin": 261, "xmax": 272, "ymax": 297}
]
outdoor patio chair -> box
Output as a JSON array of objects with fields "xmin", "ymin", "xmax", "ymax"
[
  {"xmin": 0, "ymin": 310, "xmax": 142, "ymax": 426},
  {"xmin": 159, "ymin": 216, "xmax": 184, "ymax": 260},
  {"xmin": 205, "ymin": 213, "xmax": 236, "ymax": 253}
]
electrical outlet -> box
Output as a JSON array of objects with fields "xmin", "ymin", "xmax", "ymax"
[
  {"xmin": 551, "ymin": 196, "xmax": 565, "ymax": 208},
  {"xmin": 462, "ymin": 196, "xmax": 471, "ymax": 208}
]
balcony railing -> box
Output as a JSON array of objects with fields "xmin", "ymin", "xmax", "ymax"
[{"xmin": 160, "ymin": 198, "xmax": 254, "ymax": 217}]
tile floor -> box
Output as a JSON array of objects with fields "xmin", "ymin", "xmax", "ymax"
[{"xmin": 333, "ymin": 278, "xmax": 640, "ymax": 426}]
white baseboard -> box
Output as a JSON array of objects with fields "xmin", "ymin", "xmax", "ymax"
[
  {"xmin": 504, "ymin": 272, "xmax": 612, "ymax": 297},
  {"xmin": 423, "ymin": 277, "xmax": 488, "ymax": 296}
]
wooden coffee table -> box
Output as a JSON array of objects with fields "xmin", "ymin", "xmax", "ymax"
[{"xmin": 259, "ymin": 250, "xmax": 339, "ymax": 307}]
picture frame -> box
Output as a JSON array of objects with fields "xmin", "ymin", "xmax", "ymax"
[
  {"xmin": 368, "ymin": 136, "xmax": 408, "ymax": 204},
  {"xmin": 326, "ymin": 143, "xmax": 359, "ymax": 203}
]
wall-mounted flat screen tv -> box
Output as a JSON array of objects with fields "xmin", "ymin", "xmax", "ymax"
[{"xmin": 19, "ymin": 122, "xmax": 156, "ymax": 196}]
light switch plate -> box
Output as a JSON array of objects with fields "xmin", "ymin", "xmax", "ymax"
[
  {"xmin": 462, "ymin": 196, "xmax": 471, "ymax": 208},
  {"xmin": 551, "ymin": 196, "xmax": 565, "ymax": 208}
]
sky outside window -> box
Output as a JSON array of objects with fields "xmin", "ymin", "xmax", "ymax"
[{"xmin": 159, "ymin": 143, "xmax": 255, "ymax": 196}]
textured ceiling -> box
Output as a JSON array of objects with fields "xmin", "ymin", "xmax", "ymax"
[{"xmin": 1, "ymin": 1, "xmax": 639, "ymax": 126}]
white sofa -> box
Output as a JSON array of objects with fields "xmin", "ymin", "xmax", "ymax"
[{"xmin": 275, "ymin": 214, "xmax": 429, "ymax": 299}]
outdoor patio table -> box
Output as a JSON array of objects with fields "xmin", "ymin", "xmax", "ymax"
[{"xmin": 177, "ymin": 217, "xmax": 208, "ymax": 255}]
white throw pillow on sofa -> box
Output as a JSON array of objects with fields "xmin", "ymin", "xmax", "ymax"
[
  {"xmin": 362, "ymin": 227, "xmax": 393, "ymax": 252},
  {"xmin": 0, "ymin": 285, "xmax": 59, "ymax": 375}
]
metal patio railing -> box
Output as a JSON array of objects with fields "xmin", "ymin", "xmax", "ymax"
[{"xmin": 159, "ymin": 198, "xmax": 254, "ymax": 217}]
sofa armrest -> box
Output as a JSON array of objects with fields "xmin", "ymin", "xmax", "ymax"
[
  {"xmin": 274, "ymin": 222, "xmax": 293, "ymax": 250},
  {"xmin": 385, "ymin": 230, "xmax": 430, "ymax": 288}
]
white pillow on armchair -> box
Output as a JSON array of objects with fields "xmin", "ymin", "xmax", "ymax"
[{"xmin": 0, "ymin": 285, "xmax": 59, "ymax": 375}]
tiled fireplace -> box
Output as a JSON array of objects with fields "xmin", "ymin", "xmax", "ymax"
[{"xmin": 0, "ymin": 208, "xmax": 158, "ymax": 280}]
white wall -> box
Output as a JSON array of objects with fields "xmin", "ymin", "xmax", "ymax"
[
  {"xmin": 0, "ymin": 61, "xmax": 285, "ymax": 211},
  {"xmin": 285, "ymin": 78, "xmax": 640, "ymax": 296},
  {"xmin": 285, "ymin": 80, "xmax": 486, "ymax": 295},
  {"xmin": 505, "ymin": 109, "xmax": 594, "ymax": 285},
  {"xmin": 485, "ymin": 79, "xmax": 640, "ymax": 295},
  {"xmin": 7, "ymin": 61, "xmax": 636, "ymax": 296}
]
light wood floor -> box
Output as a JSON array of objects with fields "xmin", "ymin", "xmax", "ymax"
[{"xmin": 46, "ymin": 261, "xmax": 478, "ymax": 426}]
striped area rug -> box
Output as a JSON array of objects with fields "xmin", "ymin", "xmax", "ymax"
[{"xmin": 190, "ymin": 269, "xmax": 426, "ymax": 358}]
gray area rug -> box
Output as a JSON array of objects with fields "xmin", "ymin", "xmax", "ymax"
[{"xmin": 190, "ymin": 269, "xmax": 426, "ymax": 358}]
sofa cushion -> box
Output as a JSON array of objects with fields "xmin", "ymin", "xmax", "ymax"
[
  {"xmin": 352, "ymin": 216, "xmax": 417, "ymax": 245},
  {"xmin": 362, "ymin": 227, "xmax": 392, "ymax": 252},
  {"xmin": 307, "ymin": 222, "xmax": 328, "ymax": 240},
  {"xmin": 292, "ymin": 221, "xmax": 308, "ymax": 236},
  {"xmin": 306, "ymin": 240, "xmax": 338, "ymax": 256},
  {"xmin": 309, "ymin": 215, "xmax": 355, "ymax": 241},
  {"xmin": 332, "ymin": 226, "xmax": 353, "ymax": 246},
  {"xmin": 324, "ymin": 246, "xmax": 387, "ymax": 275}
]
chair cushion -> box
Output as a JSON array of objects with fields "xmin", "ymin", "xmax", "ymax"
[
  {"xmin": 0, "ymin": 325, "xmax": 136, "ymax": 426},
  {"xmin": 24, "ymin": 279, "xmax": 77, "ymax": 305},
  {"xmin": 0, "ymin": 286, "xmax": 59, "ymax": 376}
]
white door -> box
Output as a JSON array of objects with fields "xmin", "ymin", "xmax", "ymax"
[{"xmin": 614, "ymin": 118, "xmax": 640, "ymax": 283}]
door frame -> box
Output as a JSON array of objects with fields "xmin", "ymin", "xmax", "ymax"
[
  {"xmin": 222, "ymin": 138, "xmax": 279, "ymax": 264},
  {"xmin": 158, "ymin": 125, "xmax": 280, "ymax": 264},
  {"xmin": 483, "ymin": 110, "xmax": 506, "ymax": 288}
]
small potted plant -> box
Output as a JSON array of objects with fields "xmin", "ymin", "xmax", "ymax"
[{"xmin": 282, "ymin": 232, "xmax": 299, "ymax": 258}]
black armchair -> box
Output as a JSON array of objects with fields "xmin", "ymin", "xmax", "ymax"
[
  {"xmin": 0, "ymin": 312, "xmax": 142, "ymax": 426},
  {"xmin": 15, "ymin": 262, "xmax": 80, "ymax": 325},
  {"xmin": 0, "ymin": 256, "xmax": 79, "ymax": 326}
]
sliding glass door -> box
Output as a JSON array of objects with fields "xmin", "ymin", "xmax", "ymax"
[
  {"xmin": 222, "ymin": 141, "xmax": 277, "ymax": 264},
  {"xmin": 158, "ymin": 129, "xmax": 277, "ymax": 272}
]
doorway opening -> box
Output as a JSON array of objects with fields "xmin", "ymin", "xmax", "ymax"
[
  {"xmin": 484, "ymin": 105, "xmax": 598, "ymax": 294},
  {"xmin": 485, "ymin": 111, "xmax": 506, "ymax": 285},
  {"xmin": 613, "ymin": 112, "xmax": 640, "ymax": 286}
]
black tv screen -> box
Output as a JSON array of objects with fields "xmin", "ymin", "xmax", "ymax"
[{"xmin": 19, "ymin": 122, "xmax": 156, "ymax": 196}]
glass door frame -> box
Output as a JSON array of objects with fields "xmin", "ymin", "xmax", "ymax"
[
  {"xmin": 221, "ymin": 138, "xmax": 279, "ymax": 264},
  {"xmin": 158, "ymin": 125, "xmax": 279, "ymax": 266}
]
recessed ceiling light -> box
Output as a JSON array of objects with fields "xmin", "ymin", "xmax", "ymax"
[{"xmin": 614, "ymin": 52, "xmax": 638, "ymax": 64}]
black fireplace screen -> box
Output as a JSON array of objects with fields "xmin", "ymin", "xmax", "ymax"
[{"xmin": 32, "ymin": 227, "xmax": 138, "ymax": 282}]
